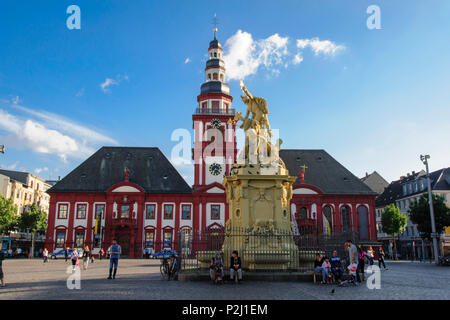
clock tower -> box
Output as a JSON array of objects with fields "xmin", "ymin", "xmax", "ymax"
[{"xmin": 193, "ymin": 28, "xmax": 237, "ymax": 189}]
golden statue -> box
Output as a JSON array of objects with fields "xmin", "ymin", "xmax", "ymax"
[{"xmin": 233, "ymin": 81, "xmax": 285, "ymax": 170}]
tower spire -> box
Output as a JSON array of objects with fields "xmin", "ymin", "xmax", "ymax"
[{"xmin": 212, "ymin": 13, "xmax": 219, "ymax": 40}]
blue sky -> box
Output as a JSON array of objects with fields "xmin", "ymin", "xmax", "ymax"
[{"xmin": 1, "ymin": 0, "xmax": 450, "ymax": 184}]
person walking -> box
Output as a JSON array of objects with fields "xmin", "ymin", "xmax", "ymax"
[
  {"xmin": 83, "ymin": 246, "xmax": 90, "ymax": 270},
  {"xmin": 378, "ymin": 247, "xmax": 388, "ymax": 270},
  {"xmin": 64, "ymin": 247, "xmax": 69, "ymax": 262},
  {"xmin": 42, "ymin": 248, "xmax": 49, "ymax": 263},
  {"xmin": 345, "ymin": 240, "xmax": 358, "ymax": 266},
  {"xmin": 367, "ymin": 246, "xmax": 375, "ymax": 265},
  {"xmin": 345, "ymin": 240, "xmax": 359, "ymax": 283},
  {"xmin": 357, "ymin": 245, "xmax": 368, "ymax": 282},
  {"xmin": 107, "ymin": 239, "xmax": 121, "ymax": 280},
  {"xmin": 71, "ymin": 248, "xmax": 79, "ymax": 272},
  {"xmin": 0, "ymin": 250, "xmax": 5, "ymax": 288}
]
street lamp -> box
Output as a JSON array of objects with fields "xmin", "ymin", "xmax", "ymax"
[{"xmin": 420, "ymin": 154, "xmax": 440, "ymax": 264}]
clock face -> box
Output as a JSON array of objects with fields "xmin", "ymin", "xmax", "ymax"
[
  {"xmin": 210, "ymin": 118, "xmax": 221, "ymax": 129},
  {"xmin": 209, "ymin": 163, "xmax": 223, "ymax": 176}
]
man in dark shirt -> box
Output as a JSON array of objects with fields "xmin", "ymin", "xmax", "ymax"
[
  {"xmin": 330, "ymin": 250, "xmax": 344, "ymax": 283},
  {"xmin": 107, "ymin": 239, "xmax": 121, "ymax": 280},
  {"xmin": 230, "ymin": 250, "xmax": 242, "ymax": 282}
]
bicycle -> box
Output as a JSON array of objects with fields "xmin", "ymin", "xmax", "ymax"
[
  {"xmin": 160, "ymin": 258, "xmax": 171, "ymax": 280},
  {"xmin": 160, "ymin": 257, "xmax": 178, "ymax": 280}
]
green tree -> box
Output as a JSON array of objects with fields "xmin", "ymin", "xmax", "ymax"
[
  {"xmin": 409, "ymin": 194, "xmax": 450, "ymax": 241},
  {"xmin": 18, "ymin": 203, "xmax": 48, "ymax": 258},
  {"xmin": 0, "ymin": 194, "xmax": 18, "ymax": 235},
  {"xmin": 381, "ymin": 204, "xmax": 408, "ymax": 260}
]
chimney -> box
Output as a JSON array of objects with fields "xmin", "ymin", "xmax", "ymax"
[
  {"xmin": 365, "ymin": 172, "xmax": 369, "ymax": 178},
  {"xmin": 412, "ymin": 171, "xmax": 415, "ymax": 175},
  {"xmin": 58, "ymin": 176, "xmax": 61, "ymax": 181}
]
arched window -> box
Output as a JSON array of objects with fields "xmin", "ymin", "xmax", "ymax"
[
  {"xmin": 358, "ymin": 205, "xmax": 369, "ymax": 239},
  {"xmin": 213, "ymin": 73, "xmax": 218, "ymax": 80},
  {"xmin": 323, "ymin": 205, "xmax": 333, "ymax": 235},
  {"xmin": 214, "ymin": 52, "xmax": 217, "ymax": 57},
  {"xmin": 299, "ymin": 207, "xmax": 307, "ymax": 220},
  {"xmin": 341, "ymin": 206, "xmax": 351, "ymax": 232},
  {"xmin": 208, "ymin": 73, "xmax": 211, "ymax": 80},
  {"xmin": 220, "ymin": 74, "xmax": 224, "ymax": 82}
]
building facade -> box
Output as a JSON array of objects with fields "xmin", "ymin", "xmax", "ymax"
[
  {"xmin": 375, "ymin": 168, "xmax": 450, "ymax": 259},
  {"xmin": 0, "ymin": 169, "xmax": 51, "ymax": 216},
  {"xmin": 44, "ymin": 32, "xmax": 379, "ymax": 257}
]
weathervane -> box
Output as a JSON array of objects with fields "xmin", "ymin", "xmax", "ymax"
[{"xmin": 212, "ymin": 13, "xmax": 219, "ymax": 39}]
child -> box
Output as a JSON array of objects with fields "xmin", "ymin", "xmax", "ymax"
[
  {"xmin": 322, "ymin": 257, "xmax": 332, "ymax": 284},
  {"xmin": 71, "ymin": 249, "xmax": 79, "ymax": 272}
]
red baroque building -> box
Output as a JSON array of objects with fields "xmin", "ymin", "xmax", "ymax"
[{"xmin": 45, "ymin": 33, "xmax": 378, "ymax": 257}]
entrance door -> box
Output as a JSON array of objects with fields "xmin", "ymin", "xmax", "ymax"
[{"xmin": 117, "ymin": 235, "xmax": 130, "ymax": 257}]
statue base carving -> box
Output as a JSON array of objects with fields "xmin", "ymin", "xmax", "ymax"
[{"xmin": 222, "ymin": 165, "xmax": 298, "ymax": 270}]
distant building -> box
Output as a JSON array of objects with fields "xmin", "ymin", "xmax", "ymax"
[
  {"xmin": 0, "ymin": 169, "xmax": 51, "ymax": 216},
  {"xmin": 361, "ymin": 171, "xmax": 389, "ymax": 195},
  {"xmin": 375, "ymin": 168, "xmax": 450, "ymax": 259}
]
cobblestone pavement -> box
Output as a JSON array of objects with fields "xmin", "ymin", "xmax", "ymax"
[{"xmin": 0, "ymin": 259, "xmax": 448, "ymax": 300}]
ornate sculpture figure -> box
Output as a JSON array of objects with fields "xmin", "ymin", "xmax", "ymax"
[{"xmin": 234, "ymin": 81, "xmax": 285, "ymax": 168}]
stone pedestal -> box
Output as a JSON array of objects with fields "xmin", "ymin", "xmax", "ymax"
[{"xmin": 222, "ymin": 165, "xmax": 298, "ymax": 270}]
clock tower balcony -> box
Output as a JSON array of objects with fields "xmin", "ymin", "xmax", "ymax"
[{"xmin": 194, "ymin": 107, "xmax": 235, "ymax": 116}]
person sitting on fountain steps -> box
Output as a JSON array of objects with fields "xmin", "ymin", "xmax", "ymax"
[
  {"xmin": 230, "ymin": 251, "xmax": 242, "ymax": 283},
  {"xmin": 210, "ymin": 253, "xmax": 224, "ymax": 283}
]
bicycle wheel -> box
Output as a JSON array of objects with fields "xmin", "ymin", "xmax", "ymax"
[{"xmin": 160, "ymin": 264, "xmax": 169, "ymax": 280}]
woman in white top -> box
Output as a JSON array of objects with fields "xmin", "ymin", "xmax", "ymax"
[{"xmin": 367, "ymin": 246, "xmax": 374, "ymax": 265}]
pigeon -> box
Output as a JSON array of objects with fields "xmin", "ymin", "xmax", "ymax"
[{"xmin": 330, "ymin": 289, "xmax": 335, "ymax": 294}]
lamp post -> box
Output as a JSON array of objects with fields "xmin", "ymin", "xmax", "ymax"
[{"xmin": 420, "ymin": 154, "xmax": 439, "ymax": 264}]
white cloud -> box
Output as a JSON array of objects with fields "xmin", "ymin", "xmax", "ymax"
[
  {"xmin": 34, "ymin": 167, "xmax": 48, "ymax": 174},
  {"xmin": 184, "ymin": 58, "xmax": 191, "ymax": 64},
  {"xmin": 222, "ymin": 31, "xmax": 344, "ymax": 81},
  {"xmin": 0, "ymin": 161, "xmax": 19, "ymax": 170},
  {"xmin": 12, "ymin": 96, "xmax": 20, "ymax": 104},
  {"xmin": 100, "ymin": 78, "xmax": 118, "ymax": 93},
  {"xmin": 100, "ymin": 74, "xmax": 129, "ymax": 93},
  {"xmin": 0, "ymin": 102, "xmax": 117, "ymax": 162},
  {"xmin": 296, "ymin": 38, "xmax": 345, "ymax": 56},
  {"xmin": 293, "ymin": 53, "xmax": 303, "ymax": 65},
  {"xmin": 223, "ymin": 30, "xmax": 289, "ymax": 81},
  {"xmin": 11, "ymin": 104, "xmax": 117, "ymax": 145}
]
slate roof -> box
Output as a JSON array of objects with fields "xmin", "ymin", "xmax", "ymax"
[
  {"xmin": 0, "ymin": 169, "xmax": 29, "ymax": 185},
  {"xmin": 279, "ymin": 149, "xmax": 377, "ymax": 195},
  {"xmin": 375, "ymin": 167, "xmax": 450, "ymax": 207},
  {"xmin": 360, "ymin": 171, "xmax": 389, "ymax": 195},
  {"xmin": 48, "ymin": 147, "xmax": 192, "ymax": 194}
]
